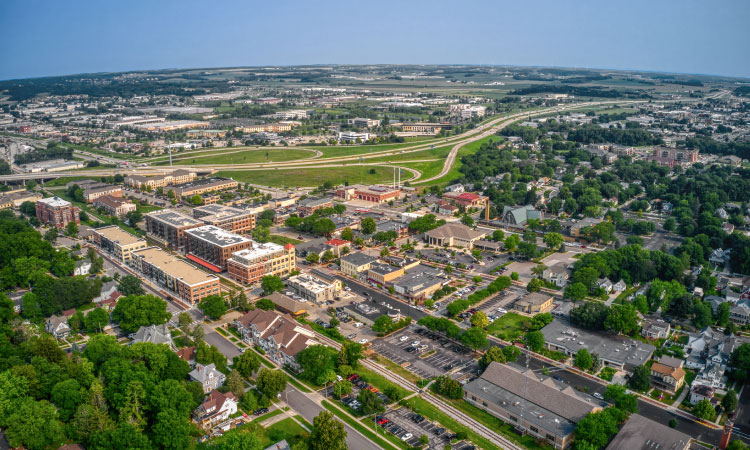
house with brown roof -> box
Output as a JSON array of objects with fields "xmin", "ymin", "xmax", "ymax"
[
  {"xmin": 650, "ymin": 361, "xmax": 686, "ymax": 394},
  {"xmin": 192, "ymin": 389, "xmax": 238, "ymax": 429},
  {"xmin": 234, "ymin": 309, "xmax": 316, "ymax": 371},
  {"xmin": 177, "ymin": 346, "xmax": 196, "ymax": 366}
]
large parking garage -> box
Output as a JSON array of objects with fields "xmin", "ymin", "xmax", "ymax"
[{"xmin": 370, "ymin": 326, "xmax": 475, "ymax": 379}]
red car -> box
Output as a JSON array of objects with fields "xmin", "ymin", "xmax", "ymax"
[
  {"xmin": 347, "ymin": 374, "xmax": 360, "ymax": 381},
  {"xmin": 378, "ymin": 418, "xmax": 390, "ymax": 426}
]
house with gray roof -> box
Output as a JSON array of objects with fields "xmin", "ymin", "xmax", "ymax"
[
  {"xmin": 130, "ymin": 324, "xmax": 175, "ymax": 351},
  {"xmin": 46, "ymin": 315, "xmax": 71, "ymax": 339},
  {"xmin": 501, "ymin": 205, "xmax": 542, "ymax": 225},
  {"xmin": 605, "ymin": 413, "xmax": 690, "ymax": 450},
  {"xmin": 189, "ymin": 363, "xmax": 226, "ymax": 393},
  {"xmin": 685, "ymin": 327, "xmax": 750, "ymax": 389}
]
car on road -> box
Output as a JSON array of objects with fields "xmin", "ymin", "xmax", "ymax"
[
  {"xmin": 401, "ymin": 433, "xmax": 413, "ymax": 441},
  {"xmin": 593, "ymin": 392, "xmax": 604, "ymax": 400},
  {"xmin": 405, "ymin": 346, "xmax": 416, "ymax": 353}
]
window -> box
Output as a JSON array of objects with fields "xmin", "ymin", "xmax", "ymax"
[
  {"xmin": 482, "ymin": 402, "xmax": 487, "ymax": 407},
  {"xmin": 530, "ymin": 426, "xmax": 539, "ymax": 433},
  {"xmin": 546, "ymin": 434, "xmax": 555, "ymax": 442},
  {"xmin": 509, "ymin": 415, "xmax": 518, "ymax": 422}
]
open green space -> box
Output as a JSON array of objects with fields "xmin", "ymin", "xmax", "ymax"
[
  {"xmin": 486, "ymin": 312, "xmax": 531, "ymax": 341},
  {"xmin": 215, "ymin": 165, "xmax": 399, "ymax": 188},
  {"xmin": 316, "ymin": 140, "xmax": 437, "ymax": 158},
  {"xmin": 259, "ymin": 417, "xmax": 309, "ymax": 448},
  {"xmin": 269, "ymin": 235, "xmax": 302, "ymax": 246},
  {"xmin": 154, "ymin": 148, "xmax": 317, "ymax": 166}
]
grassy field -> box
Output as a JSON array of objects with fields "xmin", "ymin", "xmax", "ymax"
[
  {"xmin": 259, "ymin": 417, "xmax": 309, "ymax": 448},
  {"xmin": 154, "ymin": 148, "xmax": 317, "ymax": 166},
  {"xmin": 215, "ymin": 165, "xmax": 398, "ymax": 188},
  {"xmin": 486, "ymin": 312, "xmax": 530, "ymax": 341},
  {"xmin": 269, "ymin": 235, "xmax": 302, "ymax": 246},
  {"xmin": 410, "ymin": 134, "xmax": 501, "ymax": 186},
  {"xmin": 315, "ymin": 140, "xmax": 439, "ymax": 158}
]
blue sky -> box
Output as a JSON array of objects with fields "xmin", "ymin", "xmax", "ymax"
[{"xmin": 1, "ymin": 0, "xmax": 749, "ymax": 80}]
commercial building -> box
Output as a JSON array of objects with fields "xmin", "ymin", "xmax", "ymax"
[
  {"xmin": 286, "ymin": 272, "xmax": 343, "ymax": 304},
  {"xmin": 132, "ymin": 120, "xmax": 210, "ymax": 133},
  {"xmin": 234, "ymin": 309, "xmax": 316, "ymax": 370},
  {"xmin": 36, "ymin": 197, "xmax": 80, "ymax": 228},
  {"xmin": 193, "ymin": 204, "xmax": 256, "ymax": 234},
  {"xmin": 167, "ymin": 177, "xmax": 238, "ymax": 199},
  {"xmin": 401, "ymin": 123, "xmax": 444, "ymax": 134},
  {"xmin": 337, "ymin": 131, "xmax": 370, "ymax": 143},
  {"xmin": 569, "ymin": 217, "xmax": 603, "ymax": 238},
  {"xmin": 92, "ymin": 195, "xmax": 137, "ymax": 217},
  {"xmin": 392, "ymin": 266, "xmax": 445, "ymax": 301},
  {"xmin": 347, "ymin": 117, "xmax": 381, "ymax": 128},
  {"xmin": 126, "ymin": 169, "xmax": 196, "ymax": 190},
  {"xmin": 647, "ymin": 146, "xmax": 699, "ymax": 168},
  {"xmin": 335, "ymin": 184, "xmax": 401, "ymax": 204},
  {"xmin": 297, "ymin": 196, "xmax": 333, "ymax": 216},
  {"xmin": 275, "ymin": 110, "xmax": 308, "ymax": 120},
  {"xmin": 541, "ymin": 319, "xmax": 655, "ymax": 371},
  {"xmin": 266, "ymin": 292, "xmax": 307, "ymax": 316},
  {"xmin": 92, "ymin": 226, "xmax": 148, "ymax": 263},
  {"xmin": 184, "ymin": 225, "xmax": 253, "ymax": 272},
  {"xmin": 131, "ymin": 247, "xmax": 220, "ymax": 305},
  {"xmin": 367, "ymin": 263, "xmax": 405, "ymax": 284},
  {"xmin": 424, "ymin": 223, "xmax": 486, "ymax": 249},
  {"xmin": 235, "ymin": 123, "xmax": 293, "ymax": 133},
  {"xmin": 513, "ymin": 292, "xmax": 554, "ymax": 315},
  {"xmin": 145, "ymin": 209, "xmax": 205, "ymax": 251},
  {"xmin": 443, "ymin": 192, "xmax": 489, "ymax": 209},
  {"xmin": 464, "ymin": 362, "xmax": 600, "ymax": 449},
  {"xmin": 605, "ymin": 414, "xmax": 690, "ymax": 450},
  {"xmin": 227, "ymin": 242, "xmax": 296, "ymax": 285},
  {"xmin": 21, "ymin": 159, "xmax": 85, "ymax": 173},
  {"xmin": 0, "ymin": 190, "xmax": 42, "ymax": 207},
  {"xmin": 340, "ymin": 252, "xmax": 378, "ymax": 277}
]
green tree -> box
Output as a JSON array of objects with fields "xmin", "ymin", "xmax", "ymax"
[
  {"xmin": 461, "ymin": 327, "xmax": 488, "ymax": 350},
  {"xmin": 574, "ymin": 408, "xmax": 624, "ymax": 450},
  {"xmin": 227, "ymin": 370, "xmax": 246, "ymax": 399},
  {"xmin": 338, "ymin": 341, "xmax": 363, "ymax": 368},
  {"xmin": 358, "ymin": 388, "xmax": 385, "ymax": 415},
  {"xmin": 43, "ymin": 228, "xmax": 58, "ymax": 244},
  {"xmin": 470, "ymin": 311, "xmax": 489, "ymax": 328},
  {"xmin": 510, "ymin": 272, "xmax": 519, "ymax": 281},
  {"xmin": 309, "ymin": 411, "xmax": 347, "ymax": 450},
  {"xmin": 663, "ymin": 217, "xmax": 676, "ymax": 232},
  {"xmin": 296, "ymin": 345, "xmax": 338, "ymax": 383},
  {"xmin": 461, "ymin": 214, "xmax": 474, "ymax": 227},
  {"xmin": 5, "ymin": 399, "xmax": 64, "ymax": 450},
  {"xmin": 50, "ymin": 378, "xmax": 83, "ymax": 421},
  {"xmin": 66, "ymin": 221, "xmax": 79, "ymax": 237},
  {"xmin": 628, "ymin": 365, "xmax": 651, "ymax": 392},
  {"xmin": 112, "ymin": 294, "xmax": 170, "ymax": 333},
  {"xmin": 722, "ymin": 390, "xmax": 738, "ymax": 413},
  {"xmin": 479, "ymin": 346, "xmax": 506, "ymax": 370},
  {"xmin": 306, "ymin": 252, "xmax": 320, "ymax": 264},
  {"xmin": 341, "ymin": 227, "xmax": 353, "ymax": 242},
  {"xmin": 126, "ymin": 210, "xmax": 143, "ymax": 224},
  {"xmin": 235, "ymin": 350, "xmax": 261, "ymax": 379},
  {"xmin": 261, "ymin": 275, "xmax": 285, "ymax": 295},
  {"xmin": 256, "ymin": 369, "xmax": 288, "ymax": 398},
  {"xmin": 361, "ymin": 217, "xmax": 376, "ymax": 235},
  {"xmin": 333, "ymin": 380, "xmax": 353, "ymax": 399},
  {"xmin": 543, "ymin": 232, "xmax": 564, "ymax": 251},
  {"xmin": 574, "ymin": 348, "xmax": 594, "ymax": 371},
  {"xmin": 252, "ymin": 226, "xmax": 271, "ymax": 243},
  {"xmin": 525, "ymin": 330, "xmax": 545, "ymax": 352},
  {"xmin": 152, "ymin": 409, "xmax": 192, "ymax": 450},
  {"xmin": 433, "ymin": 375, "xmax": 464, "ymax": 399},
  {"xmin": 84, "ymin": 307, "xmax": 110, "ymax": 333},
  {"xmin": 256, "ymin": 298, "xmax": 275, "ymax": 311},
  {"xmin": 526, "ymin": 278, "xmax": 542, "ymax": 292},
  {"xmin": 727, "ymin": 441, "xmax": 749, "ymax": 450},
  {"xmin": 693, "ymin": 399, "xmax": 717, "ymax": 421},
  {"xmin": 117, "ymin": 274, "xmax": 145, "ymax": 296},
  {"xmin": 198, "ymin": 294, "xmax": 227, "ymax": 320},
  {"xmin": 604, "ymin": 384, "xmax": 638, "ymax": 413},
  {"xmin": 504, "ymin": 234, "xmax": 520, "ymax": 251},
  {"xmin": 492, "ymin": 229, "xmax": 505, "ymax": 241}
]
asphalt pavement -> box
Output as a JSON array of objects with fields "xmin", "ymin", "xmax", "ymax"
[{"xmin": 204, "ymin": 330, "xmax": 241, "ymax": 360}]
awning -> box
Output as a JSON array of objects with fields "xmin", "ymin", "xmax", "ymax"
[{"xmin": 186, "ymin": 254, "xmax": 222, "ymax": 273}]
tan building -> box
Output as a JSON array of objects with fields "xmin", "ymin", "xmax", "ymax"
[
  {"xmin": 424, "ymin": 223, "xmax": 486, "ymax": 249},
  {"xmin": 650, "ymin": 361, "xmax": 686, "ymax": 395},
  {"xmin": 184, "ymin": 225, "xmax": 253, "ymax": 272},
  {"xmin": 0, "ymin": 190, "xmax": 43, "ymax": 207},
  {"xmin": 145, "ymin": 209, "xmax": 205, "ymax": 251},
  {"xmin": 340, "ymin": 252, "xmax": 378, "ymax": 277},
  {"xmin": 167, "ymin": 177, "xmax": 238, "ymax": 199},
  {"xmin": 227, "ymin": 242, "xmax": 296, "ymax": 285},
  {"xmin": 513, "ymin": 292, "xmax": 553, "ymax": 315},
  {"xmin": 286, "ymin": 272, "xmax": 343, "ymax": 304},
  {"xmin": 401, "ymin": 123, "xmax": 444, "ymax": 134},
  {"xmin": 335, "ymin": 185, "xmax": 401, "ymax": 204},
  {"xmin": 92, "ymin": 195, "xmax": 137, "ymax": 217},
  {"xmin": 126, "ymin": 169, "xmax": 196, "ymax": 190},
  {"xmin": 131, "ymin": 247, "xmax": 220, "ymax": 305},
  {"xmin": 92, "ymin": 225, "xmax": 148, "ymax": 263},
  {"xmin": 235, "ymin": 123, "xmax": 293, "ymax": 133},
  {"xmin": 366, "ymin": 263, "xmax": 404, "ymax": 284},
  {"xmin": 193, "ymin": 204, "xmax": 256, "ymax": 234},
  {"xmin": 83, "ymin": 184, "xmax": 122, "ymax": 203}
]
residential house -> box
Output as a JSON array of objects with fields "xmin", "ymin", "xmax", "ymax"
[
  {"xmin": 189, "ymin": 363, "xmax": 226, "ymax": 393},
  {"xmin": 641, "ymin": 318, "xmax": 671, "ymax": 340},
  {"xmin": 689, "ymin": 384, "xmax": 716, "ymax": 405},
  {"xmin": 597, "ymin": 278, "xmax": 614, "ymax": 293},
  {"xmin": 650, "ymin": 362, "xmax": 686, "ymax": 395},
  {"xmin": 730, "ymin": 300, "xmax": 750, "ymax": 325},
  {"xmin": 192, "ymin": 390, "xmax": 238, "ymax": 429},
  {"xmin": 234, "ymin": 309, "xmax": 316, "ymax": 371},
  {"xmin": 74, "ymin": 260, "xmax": 92, "ymax": 276},
  {"xmin": 130, "ymin": 324, "xmax": 176, "ymax": 351},
  {"xmin": 46, "ymin": 315, "xmax": 71, "ymax": 339},
  {"xmin": 177, "ymin": 346, "xmax": 196, "ymax": 366},
  {"xmin": 612, "ymin": 280, "xmax": 627, "ymax": 293},
  {"xmin": 542, "ymin": 262, "xmax": 570, "ymax": 288},
  {"xmin": 684, "ymin": 327, "xmax": 749, "ymax": 389}
]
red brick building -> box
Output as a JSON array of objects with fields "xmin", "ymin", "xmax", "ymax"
[
  {"xmin": 336, "ymin": 185, "xmax": 401, "ymax": 204},
  {"xmin": 36, "ymin": 197, "xmax": 80, "ymax": 228}
]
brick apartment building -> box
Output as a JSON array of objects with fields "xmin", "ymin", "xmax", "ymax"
[
  {"xmin": 227, "ymin": 242, "xmax": 296, "ymax": 285},
  {"xmin": 145, "ymin": 209, "xmax": 205, "ymax": 251},
  {"xmin": 126, "ymin": 169, "xmax": 196, "ymax": 190},
  {"xmin": 184, "ymin": 225, "xmax": 253, "ymax": 271},
  {"xmin": 192, "ymin": 204, "xmax": 256, "ymax": 234},
  {"xmin": 92, "ymin": 225, "xmax": 148, "ymax": 263},
  {"xmin": 297, "ymin": 197, "xmax": 333, "ymax": 216},
  {"xmin": 167, "ymin": 177, "xmax": 238, "ymax": 199},
  {"xmin": 36, "ymin": 197, "xmax": 80, "ymax": 228},
  {"xmin": 92, "ymin": 195, "xmax": 137, "ymax": 217}
]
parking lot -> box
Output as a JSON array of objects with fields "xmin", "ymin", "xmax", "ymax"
[
  {"xmin": 376, "ymin": 407, "xmax": 452, "ymax": 449},
  {"xmin": 371, "ymin": 326, "xmax": 475, "ymax": 379}
]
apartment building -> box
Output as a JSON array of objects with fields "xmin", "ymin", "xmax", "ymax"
[
  {"xmin": 131, "ymin": 247, "xmax": 220, "ymax": 305},
  {"xmin": 275, "ymin": 110, "xmax": 308, "ymax": 120},
  {"xmin": 92, "ymin": 225, "xmax": 148, "ymax": 263},
  {"xmin": 401, "ymin": 123, "xmax": 444, "ymax": 134},
  {"xmin": 297, "ymin": 196, "xmax": 333, "ymax": 216},
  {"xmin": 464, "ymin": 362, "xmax": 600, "ymax": 449},
  {"xmin": 83, "ymin": 183, "xmax": 122, "ymax": 203},
  {"xmin": 36, "ymin": 197, "xmax": 80, "ymax": 228},
  {"xmin": 235, "ymin": 123, "xmax": 292, "ymax": 133},
  {"xmin": 145, "ymin": 209, "xmax": 205, "ymax": 251},
  {"xmin": 167, "ymin": 177, "xmax": 238, "ymax": 199},
  {"xmin": 193, "ymin": 204, "xmax": 256, "ymax": 234},
  {"xmin": 126, "ymin": 169, "xmax": 196, "ymax": 190},
  {"xmin": 227, "ymin": 242, "xmax": 296, "ymax": 285},
  {"xmin": 234, "ymin": 309, "xmax": 316, "ymax": 370},
  {"xmin": 335, "ymin": 184, "xmax": 401, "ymax": 204},
  {"xmin": 650, "ymin": 360, "xmax": 686, "ymax": 395},
  {"xmin": 347, "ymin": 117, "xmax": 381, "ymax": 128},
  {"xmin": 184, "ymin": 225, "xmax": 253, "ymax": 271},
  {"xmin": 340, "ymin": 252, "xmax": 378, "ymax": 277},
  {"xmin": 286, "ymin": 272, "xmax": 343, "ymax": 304},
  {"xmin": 647, "ymin": 146, "xmax": 699, "ymax": 168},
  {"xmin": 92, "ymin": 195, "xmax": 137, "ymax": 217}
]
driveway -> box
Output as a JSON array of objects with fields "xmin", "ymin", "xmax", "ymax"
[{"xmin": 204, "ymin": 330, "xmax": 241, "ymax": 360}]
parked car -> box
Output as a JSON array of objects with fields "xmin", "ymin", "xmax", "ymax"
[
  {"xmin": 253, "ymin": 408, "xmax": 269, "ymax": 415},
  {"xmin": 399, "ymin": 336, "xmax": 409, "ymax": 342},
  {"xmin": 359, "ymin": 338, "xmax": 369, "ymax": 345},
  {"xmin": 401, "ymin": 433, "xmax": 413, "ymax": 441},
  {"xmin": 593, "ymin": 392, "xmax": 604, "ymax": 400}
]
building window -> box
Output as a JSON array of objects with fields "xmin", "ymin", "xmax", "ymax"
[
  {"xmin": 509, "ymin": 415, "xmax": 517, "ymax": 422},
  {"xmin": 547, "ymin": 434, "xmax": 555, "ymax": 442},
  {"xmin": 530, "ymin": 426, "xmax": 539, "ymax": 433}
]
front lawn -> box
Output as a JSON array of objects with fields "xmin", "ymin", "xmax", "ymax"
[
  {"xmin": 486, "ymin": 312, "xmax": 530, "ymax": 341},
  {"xmin": 598, "ymin": 367, "xmax": 616, "ymax": 381}
]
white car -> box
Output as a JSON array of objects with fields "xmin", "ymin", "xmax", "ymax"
[
  {"xmin": 401, "ymin": 433, "xmax": 413, "ymax": 441},
  {"xmin": 354, "ymin": 322, "xmax": 364, "ymax": 328},
  {"xmin": 593, "ymin": 392, "xmax": 604, "ymax": 400},
  {"xmin": 399, "ymin": 336, "xmax": 409, "ymax": 342},
  {"xmin": 411, "ymin": 340, "xmax": 420, "ymax": 347},
  {"xmin": 359, "ymin": 338, "xmax": 369, "ymax": 344}
]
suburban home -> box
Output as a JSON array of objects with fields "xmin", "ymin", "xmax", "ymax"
[
  {"xmin": 684, "ymin": 327, "xmax": 749, "ymax": 389},
  {"xmin": 689, "ymin": 384, "xmax": 716, "ymax": 405},
  {"xmin": 234, "ymin": 309, "xmax": 315, "ymax": 371},
  {"xmin": 177, "ymin": 346, "xmax": 196, "ymax": 366},
  {"xmin": 650, "ymin": 361, "xmax": 686, "ymax": 394},
  {"xmin": 542, "ymin": 262, "xmax": 570, "ymax": 288},
  {"xmin": 192, "ymin": 389, "xmax": 238, "ymax": 429},
  {"xmin": 641, "ymin": 318, "xmax": 671, "ymax": 340},
  {"xmin": 597, "ymin": 278, "xmax": 614, "ymax": 293},
  {"xmin": 46, "ymin": 315, "xmax": 71, "ymax": 339},
  {"xmin": 129, "ymin": 324, "xmax": 176, "ymax": 351},
  {"xmin": 93, "ymin": 281, "xmax": 120, "ymax": 303},
  {"xmin": 190, "ymin": 363, "xmax": 226, "ymax": 393},
  {"xmin": 730, "ymin": 300, "xmax": 750, "ymax": 325},
  {"xmin": 612, "ymin": 280, "xmax": 626, "ymax": 292},
  {"xmin": 74, "ymin": 260, "xmax": 92, "ymax": 276}
]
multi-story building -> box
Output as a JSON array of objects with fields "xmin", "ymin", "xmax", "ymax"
[
  {"xmin": 234, "ymin": 309, "xmax": 315, "ymax": 371},
  {"xmin": 641, "ymin": 318, "xmax": 671, "ymax": 340},
  {"xmin": 235, "ymin": 123, "xmax": 292, "ymax": 133},
  {"xmin": 192, "ymin": 390, "xmax": 238, "ymax": 429},
  {"xmin": 442, "ymin": 192, "xmax": 489, "ymax": 209},
  {"xmin": 367, "ymin": 263, "xmax": 404, "ymax": 285},
  {"xmin": 347, "ymin": 117, "xmax": 381, "ymax": 128},
  {"xmin": 130, "ymin": 247, "xmax": 220, "ymax": 305},
  {"xmin": 36, "ymin": 197, "xmax": 80, "ymax": 228},
  {"xmin": 340, "ymin": 252, "xmax": 378, "ymax": 277},
  {"xmin": 145, "ymin": 209, "xmax": 205, "ymax": 251},
  {"xmin": 337, "ymin": 131, "xmax": 370, "ymax": 143},
  {"xmin": 335, "ymin": 185, "xmax": 401, "ymax": 204},
  {"xmin": 542, "ymin": 262, "xmax": 570, "ymax": 288},
  {"xmin": 92, "ymin": 195, "xmax": 137, "ymax": 217},
  {"xmin": 286, "ymin": 272, "xmax": 343, "ymax": 304},
  {"xmin": 298, "ymin": 197, "xmax": 333, "ymax": 216},
  {"xmin": 83, "ymin": 183, "xmax": 122, "ymax": 203},
  {"xmin": 189, "ymin": 363, "xmax": 226, "ymax": 393},
  {"xmin": 126, "ymin": 169, "xmax": 196, "ymax": 190},
  {"xmin": 227, "ymin": 242, "xmax": 296, "ymax": 285},
  {"xmin": 275, "ymin": 110, "xmax": 308, "ymax": 120},
  {"xmin": 167, "ymin": 177, "xmax": 238, "ymax": 199},
  {"xmin": 464, "ymin": 362, "xmax": 600, "ymax": 449},
  {"xmin": 0, "ymin": 190, "xmax": 42, "ymax": 207},
  {"xmin": 184, "ymin": 225, "xmax": 253, "ymax": 272},
  {"xmin": 392, "ymin": 266, "xmax": 445, "ymax": 301},
  {"xmin": 192, "ymin": 204, "xmax": 256, "ymax": 234},
  {"xmin": 401, "ymin": 123, "xmax": 444, "ymax": 134},
  {"xmin": 650, "ymin": 360, "xmax": 686, "ymax": 395},
  {"xmin": 647, "ymin": 146, "xmax": 699, "ymax": 168},
  {"xmin": 92, "ymin": 226, "xmax": 148, "ymax": 263}
]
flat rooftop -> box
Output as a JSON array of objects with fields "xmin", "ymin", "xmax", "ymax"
[
  {"xmin": 38, "ymin": 196, "xmax": 71, "ymax": 208},
  {"xmin": 172, "ymin": 177, "xmax": 235, "ymax": 190},
  {"xmin": 231, "ymin": 242, "xmax": 286, "ymax": 265},
  {"xmin": 185, "ymin": 225, "xmax": 251, "ymax": 247},
  {"xmin": 94, "ymin": 226, "xmax": 144, "ymax": 246},
  {"xmin": 147, "ymin": 209, "xmax": 204, "ymax": 227},
  {"xmin": 134, "ymin": 247, "xmax": 218, "ymax": 286}
]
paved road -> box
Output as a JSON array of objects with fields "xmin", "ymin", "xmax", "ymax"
[
  {"xmin": 204, "ymin": 330, "xmax": 241, "ymax": 360},
  {"xmin": 283, "ymin": 386, "xmax": 382, "ymax": 450}
]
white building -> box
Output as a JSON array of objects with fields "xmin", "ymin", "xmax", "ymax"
[{"xmin": 338, "ymin": 131, "xmax": 370, "ymax": 143}]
